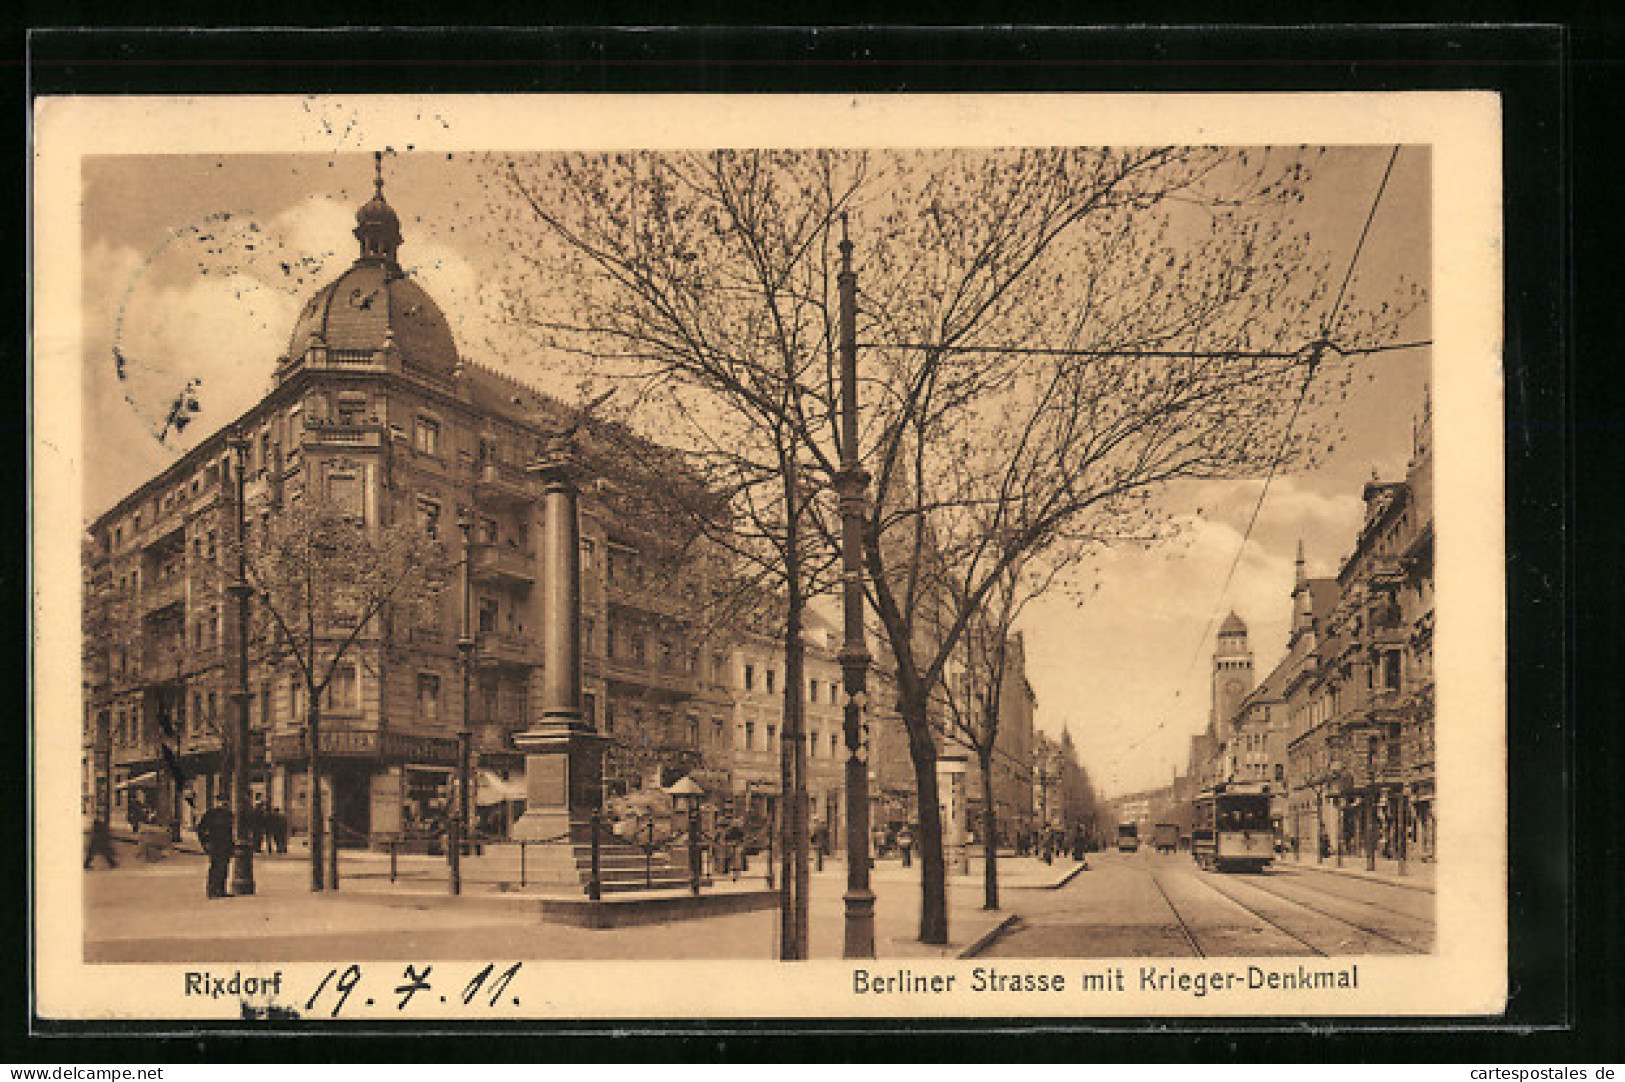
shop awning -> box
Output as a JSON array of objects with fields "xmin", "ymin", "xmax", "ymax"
[
  {"xmin": 115, "ymin": 771, "xmax": 159, "ymax": 789},
  {"xmin": 477, "ymin": 771, "xmax": 526, "ymax": 805}
]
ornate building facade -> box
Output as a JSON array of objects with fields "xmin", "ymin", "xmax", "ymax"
[{"xmin": 83, "ymin": 174, "xmax": 729, "ymax": 845}]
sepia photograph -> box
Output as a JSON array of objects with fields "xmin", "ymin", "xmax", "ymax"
[{"xmin": 31, "ymin": 92, "xmax": 1505, "ymax": 1021}]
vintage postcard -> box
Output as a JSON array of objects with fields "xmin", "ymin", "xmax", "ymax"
[{"xmin": 32, "ymin": 91, "xmax": 1505, "ymax": 1021}]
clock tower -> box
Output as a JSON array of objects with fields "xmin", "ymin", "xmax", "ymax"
[{"xmin": 1211, "ymin": 611, "xmax": 1254, "ymax": 737}]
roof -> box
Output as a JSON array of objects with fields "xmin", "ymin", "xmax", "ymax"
[{"xmin": 1218, "ymin": 611, "xmax": 1247, "ymax": 637}]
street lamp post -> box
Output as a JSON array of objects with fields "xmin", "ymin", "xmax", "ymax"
[
  {"xmin": 453, "ymin": 509, "xmax": 476, "ymax": 896},
  {"xmin": 227, "ymin": 432, "xmax": 256, "ymax": 896},
  {"xmin": 836, "ymin": 212, "xmax": 876, "ymax": 959},
  {"xmin": 1365, "ymin": 733, "xmax": 1378, "ymax": 873},
  {"xmin": 667, "ymin": 775, "xmax": 705, "ymax": 896}
]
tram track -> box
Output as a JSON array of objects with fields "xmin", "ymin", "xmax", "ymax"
[
  {"xmin": 1264, "ymin": 869, "xmax": 1436, "ymax": 928},
  {"xmin": 1147, "ymin": 870, "xmax": 1206, "ymax": 958},
  {"xmin": 1195, "ymin": 869, "xmax": 1430, "ymax": 955}
]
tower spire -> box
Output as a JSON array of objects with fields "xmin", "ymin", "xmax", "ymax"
[{"xmin": 353, "ymin": 151, "xmax": 403, "ymax": 266}]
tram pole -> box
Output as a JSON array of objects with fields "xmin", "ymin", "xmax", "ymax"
[{"xmin": 836, "ymin": 212, "xmax": 876, "ymax": 960}]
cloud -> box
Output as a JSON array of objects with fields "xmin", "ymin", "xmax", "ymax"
[
  {"xmin": 1017, "ymin": 476, "xmax": 1365, "ymax": 798},
  {"xmin": 82, "ymin": 240, "xmax": 298, "ymax": 518}
]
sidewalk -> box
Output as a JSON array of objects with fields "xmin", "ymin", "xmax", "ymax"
[
  {"xmin": 82, "ymin": 849, "xmax": 1075, "ymax": 963},
  {"xmin": 1275, "ymin": 851, "xmax": 1436, "ymax": 892}
]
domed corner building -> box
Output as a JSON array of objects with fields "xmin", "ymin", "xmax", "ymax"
[{"xmin": 82, "ymin": 169, "xmax": 738, "ymax": 848}]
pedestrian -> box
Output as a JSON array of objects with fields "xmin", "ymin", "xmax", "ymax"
[
  {"xmin": 898, "ymin": 826, "xmax": 914, "ymax": 869},
  {"xmin": 84, "ymin": 818, "xmax": 118, "ymax": 869},
  {"xmin": 271, "ymin": 806, "xmax": 289, "ymax": 854},
  {"xmin": 197, "ymin": 794, "xmax": 235, "ymax": 899},
  {"xmin": 249, "ymin": 797, "xmax": 268, "ymax": 853}
]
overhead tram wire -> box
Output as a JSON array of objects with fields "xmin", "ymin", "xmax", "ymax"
[
  {"xmin": 852, "ymin": 340, "xmax": 1431, "ymax": 360},
  {"xmin": 1180, "ymin": 144, "xmax": 1407, "ymax": 682}
]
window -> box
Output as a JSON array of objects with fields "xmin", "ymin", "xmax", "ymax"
[
  {"xmin": 583, "ymin": 616, "xmax": 596, "ymax": 654},
  {"xmin": 744, "ymin": 722, "xmax": 755, "ymax": 750},
  {"xmin": 766, "ymin": 724, "xmax": 777, "ymax": 749},
  {"xmin": 744, "ymin": 665, "xmax": 755, "ymax": 691},
  {"xmin": 604, "ymin": 702, "xmax": 616, "ymax": 735},
  {"xmin": 766, "ymin": 669, "xmax": 776, "ymax": 694},
  {"xmin": 478, "ymin": 598, "xmax": 499, "ymax": 634},
  {"xmin": 659, "ymin": 641, "xmax": 673, "ymax": 669},
  {"xmin": 479, "ymin": 675, "xmax": 499, "ymax": 724},
  {"xmin": 630, "ymin": 635, "xmax": 645, "ymax": 663},
  {"xmin": 417, "ymin": 673, "xmax": 441, "ymax": 723},
  {"xmin": 327, "ymin": 664, "xmax": 358, "ymax": 713},
  {"xmin": 831, "ymin": 732, "xmax": 840, "ymax": 758},
  {"xmin": 328, "ymin": 470, "xmax": 363, "ymax": 520},
  {"xmin": 606, "ymin": 624, "xmax": 617, "ymax": 659},
  {"xmin": 809, "ymin": 680, "xmax": 818, "ymax": 703},
  {"xmin": 688, "ymin": 718, "xmax": 699, "ymax": 748},
  {"xmin": 580, "ymin": 538, "xmax": 595, "ymax": 572},
  {"xmin": 414, "ymin": 416, "xmax": 440, "ymax": 456},
  {"xmin": 809, "ymin": 730, "xmax": 819, "ymax": 756},
  {"xmin": 583, "ymin": 692, "xmax": 598, "ymax": 729},
  {"xmin": 260, "ymin": 682, "xmax": 272, "ymax": 727},
  {"xmin": 417, "ymin": 498, "xmax": 442, "ymax": 539},
  {"xmin": 480, "ymin": 517, "xmax": 498, "ymax": 545}
]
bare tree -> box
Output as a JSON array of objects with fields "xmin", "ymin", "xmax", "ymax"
[
  {"xmin": 240, "ymin": 494, "xmax": 448, "ymax": 890},
  {"xmin": 487, "ymin": 146, "xmax": 1416, "ymax": 947},
  {"xmin": 490, "ymin": 149, "xmax": 863, "ymax": 959},
  {"xmin": 936, "ymin": 552, "xmax": 1074, "ymax": 911}
]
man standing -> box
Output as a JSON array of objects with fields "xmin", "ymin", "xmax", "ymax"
[
  {"xmin": 249, "ymin": 797, "xmax": 268, "ymax": 853},
  {"xmin": 84, "ymin": 818, "xmax": 118, "ymax": 869},
  {"xmin": 269, "ymin": 805, "xmax": 288, "ymax": 854},
  {"xmin": 197, "ymin": 795, "xmax": 235, "ymax": 899}
]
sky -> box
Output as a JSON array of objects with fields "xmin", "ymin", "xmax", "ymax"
[{"xmin": 78, "ymin": 144, "xmax": 1430, "ymax": 798}]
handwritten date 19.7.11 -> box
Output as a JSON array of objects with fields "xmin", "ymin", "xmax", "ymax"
[{"xmin": 304, "ymin": 963, "xmax": 523, "ymax": 1017}]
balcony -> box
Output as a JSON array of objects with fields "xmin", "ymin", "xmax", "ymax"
[
  {"xmin": 1367, "ymin": 555, "xmax": 1406, "ymax": 585},
  {"xmin": 140, "ymin": 575, "xmax": 187, "ymax": 615},
  {"xmin": 300, "ymin": 418, "xmax": 385, "ymax": 451},
  {"xmin": 477, "ymin": 632, "xmax": 536, "ymax": 668},
  {"xmin": 471, "ymin": 544, "xmax": 536, "ymax": 587},
  {"xmin": 142, "ymin": 641, "xmax": 188, "ymax": 680},
  {"xmin": 474, "ymin": 460, "xmax": 535, "ymax": 506},
  {"xmin": 605, "ymin": 578, "xmax": 691, "ymax": 620},
  {"xmin": 596, "ymin": 656, "xmax": 697, "ymax": 698}
]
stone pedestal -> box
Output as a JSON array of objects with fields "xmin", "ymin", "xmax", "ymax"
[{"xmin": 510, "ymin": 722, "xmax": 607, "ymax": 844}]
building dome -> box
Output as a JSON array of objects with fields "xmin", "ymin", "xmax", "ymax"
[
  {"xmin": 1218, "ymin": 611, "xmax": 1247, "ymax": 638},
  {"xmin": 282, "ymin": 155, "xmax": 460, "ymax": 379},
  {"xmin": 286, "ymin": 262, "xmax": 460, "ymax": 376}
]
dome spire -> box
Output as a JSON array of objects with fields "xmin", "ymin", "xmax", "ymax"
[{"xmin": 353, "ymin": 150, "xmax": 403, "ymax": 267}]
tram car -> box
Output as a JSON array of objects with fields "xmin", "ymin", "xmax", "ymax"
[
  {"xmin": 1189, "ymin": 782, "xmax": 1275, "ymax": 872},
  {"xmin": 1115, "ymin": 822, "xmax": 1140, "ymax": 852}
]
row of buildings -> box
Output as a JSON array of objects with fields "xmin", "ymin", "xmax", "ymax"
[
  {"xmin": 80, "ymin": 172, "xmax": 1054, "ymax": 852},
  {"xmin": 1117, "ymin": 395, "xmax": 1436, "ymax": 863}
]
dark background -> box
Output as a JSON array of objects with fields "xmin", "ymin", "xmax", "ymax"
[{"xmin": 8, "ymin": 16, "xmax": 1612, "ymax": 1063}]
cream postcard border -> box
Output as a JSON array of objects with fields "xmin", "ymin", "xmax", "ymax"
[{"xmin": 31, "ymin": 92, "xmax": 1505, "ymax": 1020}]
